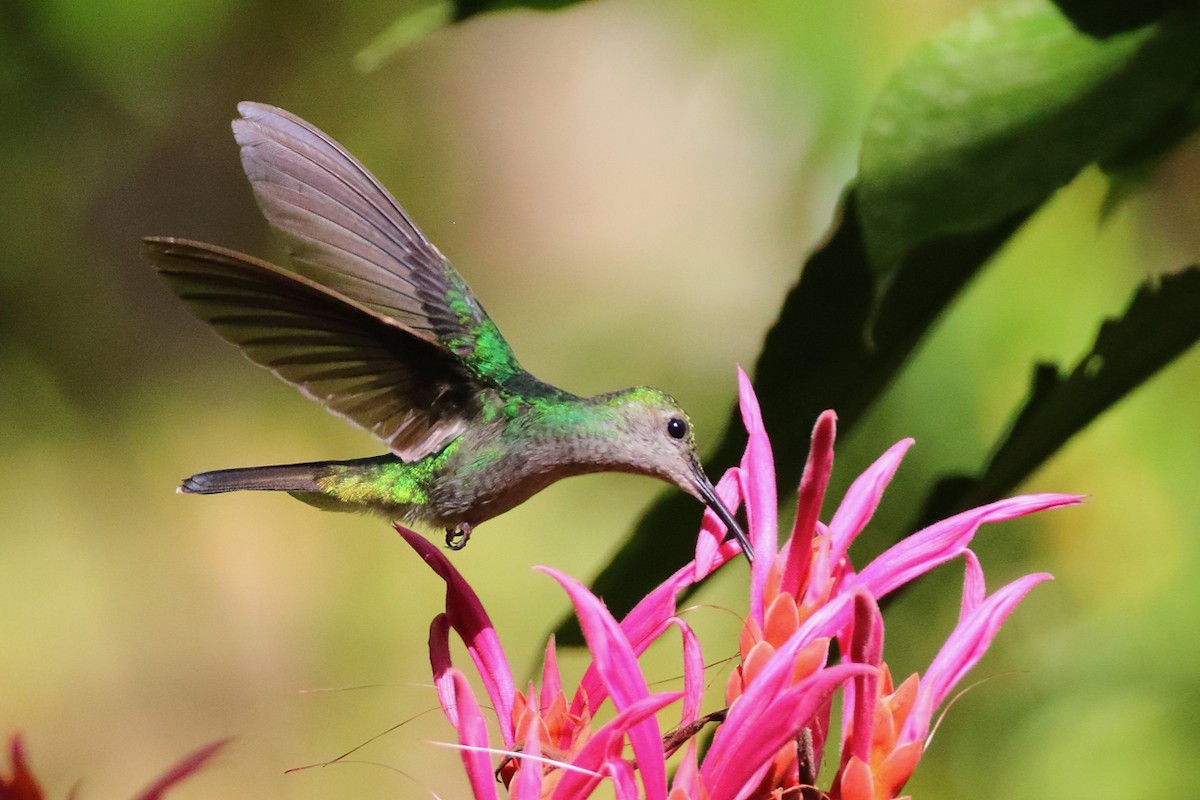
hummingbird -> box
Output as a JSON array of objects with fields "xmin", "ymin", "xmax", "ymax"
[{"xmin": 145, "ymin": 102, "xmax": 750, "ymax": 560}]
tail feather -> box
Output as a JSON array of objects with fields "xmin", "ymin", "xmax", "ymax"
[{"xmin": 179, "ymin": 462, "xmax": 331, "ymax": 495}]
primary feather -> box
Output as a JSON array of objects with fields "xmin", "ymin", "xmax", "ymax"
[
  {"xmin": 146, "ymin": 102, "xmax": 545, "ymax": 462},
  {"xmin": 145, "ymin": 238, "xmax": 480, "ymax": 461},
  {"xmin": 233, "ymin": 103, "xmax": 520, "ymax": 378}
]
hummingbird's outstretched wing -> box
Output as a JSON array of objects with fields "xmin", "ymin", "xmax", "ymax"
[
  {"xmin": 231, "ymin": 102, "xmax": 523, "ymax": 386},
  {"xmin": 145, "ymin": 237, "xmax": 481, "ymax": 461}
]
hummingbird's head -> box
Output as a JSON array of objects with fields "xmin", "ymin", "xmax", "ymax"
[{"xmin": 603, "ymin": 387, "xmax": 752, "ymax": 562}]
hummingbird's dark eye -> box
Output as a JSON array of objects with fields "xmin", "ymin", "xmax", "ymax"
[{"xmin": 666, "ymin": 417, "xmax": 688, "ymax": 440}]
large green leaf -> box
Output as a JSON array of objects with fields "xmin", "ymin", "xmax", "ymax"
[
  {"xmin": 916, "ymin": 266, "xmax": 1200, "ymax": 529},
  {"xmin": 556, "ymin": 0, "xmax": 1200, "ymax": 643},
  {"xmin": 356, "ymin": 0, "xmax": 585, "ymax": 68},
  {"xmin": 1051, "ymin": 0, "xmax": 1197, "ymax": 38},
  {"xmin": 450, "ymin": 0, "xmax": 578, "ymax": 17},
  {"xmin": 857, "ymin": 1, "xmax": 1200, "ymax": 274}
]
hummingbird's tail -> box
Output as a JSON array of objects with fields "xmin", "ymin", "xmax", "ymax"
[{"xmin": 179, "ymin": 462, "xmax": 331, "ymax": 494}]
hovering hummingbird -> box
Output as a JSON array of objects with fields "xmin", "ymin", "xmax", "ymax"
[{"xmin": 145, "ymin": 102, "xmax": 750, "ymax": 560}]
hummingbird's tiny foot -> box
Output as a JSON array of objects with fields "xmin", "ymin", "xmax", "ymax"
[{"xmin": 445, "ymin": 523, "xmax": 473, "ymax": 551}]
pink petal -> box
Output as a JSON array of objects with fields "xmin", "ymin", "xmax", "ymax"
[
  {"xmin": 539, "ymin": 567, "xmax": 668, "ymax": 800},
  {"xmin": 607, "ymin": 759, "xmax": 640, "ymax": 800},
  {"xmin": 132, "ymin": 738, "xmax": 231, "ymax": 800},
  {"xmin": 803, "ymin": 523, "xmax": 835, "ymax": 608},
  {"xmin": 540, "ymin": 636, "xmax": 563, "ymax": 715},
  {"xmin": 511, "ymin": 711, "xmax": 543, "ymax": 800},
  {"xmin": 960, "ymin": 551, "xmax": 986, "ymax": 619},
  {"xmin": 798, "ymin": 587, "xmax": 861, "ymax": 644},
  {"xmin": 694, "ymin": 468, "xmax": 745, "ymax": 577},
  {"xmin": 782, "ymin": 410, "xmax": 837, "ymax": 597},
  {"xmin": 399, "ymin": 527, "xmax": 516, "ymax": 745},
  {"xmin": 842, "ymin": 592, "xmax": 884, "ymax": 766},
  {"xmin": 575, "ymin": 507, "xmax": 741, "ymax": 718},
  {"xmin": 901, "ymin": 572, "xmax": 1053, "ymax": 746},
  {"xmin": 808, "ymin": 691, "xmax": 835, "ymax": 768},
  {"xmin": 702, "ymin": 664, "xmax": 868, "ymax": 800},
  {"xmin": 572, "ymin": 561, "xmax": 692, "ymax": 716},
  {"xmin": 671, "ymin": 740, "xmax": 703, "ymax": 798},
  {"xmin": 551, "ymin": 692, "xmax": 682, "ymax": 800},
  {"xmin": 737, "ymin": 368, "xmax": 777, "ymax": 624},
  {"xmin": 447, "ymin": 669, "xmax": 500, "ymax": 800},
  {"xmin": 1, "ymin": 736, "xmax": 43, "ymax": 799},
  {"xmin": 667, "ymin": 618, "xmax": 705, "ymax": 729},
  {"xmin": 701, "ymin": 592, "xmax": 862, "ymax": 798},
  {"xmin": 572, "ymin": 465, "xmax": 745, "ymax": 721},
  {"xmin": 429, "ymin": 614, "xmax": 458, "ymax": 727},
  {"xmin": 853, "ymin": 494, "xmax": 1080, "ymax": 600},
  {"xmin": 828, "ymin": 438, "xmax": 913, "ymax": 563}
]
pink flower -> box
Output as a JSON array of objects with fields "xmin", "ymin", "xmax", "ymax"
[
  {"xmin": 722, "ymin": 369, "xmax": 1077, "ymax": 798},
  {"xmin": 402, "ymin": 369, "xmax": 1081, "ymax": 799},
  {"xmin": 0, "ymin": 735, "xmax": 228, "ymax": 800},
  {"xmin": 830, "ymin": 555, "xmax": 1053, "ymax": 800},
  {"xmin": 402, "ymin": 528, "xmax": 865, "ymax": 799}
]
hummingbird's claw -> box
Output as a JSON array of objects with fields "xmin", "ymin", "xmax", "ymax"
[{"xmin": 445, "ymin": 523, "xmax": 473, "ymax": 551}]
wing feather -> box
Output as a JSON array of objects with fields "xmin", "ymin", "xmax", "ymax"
[
  {"xmin": 145, "ymin": 237, "xmax": 481, "ymax": 461},
  {"xmin": 232, "ymin": 102, "xmax": 520, "ymax": 383}
]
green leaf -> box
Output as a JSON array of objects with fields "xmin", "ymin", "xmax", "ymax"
[
  {"xmin": 916, "ymin": 266, "xmax": 1200, "ymax": 528},
  {"xmin": 451, "ymin": 0, "xmax": 580, "ymax": 19},
  {"xmin": 857, "ymin": 0, "xmax": 1200, "ymax": 274},
  {"xmin": 556, "ymin": 0, "xmax": 1200, "ymax": 645},
  {"xmin": 355, "ymin": 2, "xmax": 454, "ymax": 71},
  {"xmin": 356, "ymin": 0, "xmax": 586, "ymax": 67},
  {"xmin": 1098, "ymin": 80, "xmax": 1200, "ymax": 216},
  {"xmin": 1051, "ymin": 0, "xmax": 1196, "ymax": 38}
]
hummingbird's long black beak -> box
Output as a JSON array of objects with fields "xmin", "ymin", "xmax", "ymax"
[{"xmin": 690, "ymin": 463, "xmax": 753, "ymax": 564}]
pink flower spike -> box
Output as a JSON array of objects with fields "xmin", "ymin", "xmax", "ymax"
[
  {"xmin": 539, "ymin": 566, "xmax": 668, "ymax": 800},
  {"xmin": 853, "ymin": 493, "xmax": 1080, "ymax": 600},
  {"xmin": 702, "ymin": 592, "xmax": 861, "ymax": 797},
  {"xmin": 782, "ymin": 410, "xmax": 837, "ymax": 596},
  {"xmin": 133, "ymin": 738, "xmax": 232, "ymax": 800},
  {"xmin": 608, "ymin": 759, "xmax": 640, "ymax": 800},
  {"xmin": 574, "ymin": 506, "xmax": 742, "ymax": 719},
  {"xmin": 827, "ymin": 438, "xmax": 913, "ymax": 561},
  {"xmin": 551, "ymin": 692, "xmax": 683, "ymax": 800},
  {"xmin": 572, "ymin": 561, "xmax": 691, "ymax": 716},
  {"xmin": 737, "ymin": 367, "xmax": 777, "ymax": 624},
  {"xmin": 399, "ymin": 527, "xmax": 516, "ymax": 745},
  {"xmin": 3, "ymin": 735, "xmax": 230, "ymax": 800},
  {"xmin": 512, "ymin": 711, "xmax": 543, "ymax": 800},
  {"xmin": 703, "ymin": 663, "xmax": 869, "ymax": 800},
  {"xmin": 1, "ymin": 736, "xmax": 42, "ymax": 798},
  {"xmin": 666, "ymin": 617, "xmax": 705, "ymax": 729},
  {"xmin": 671, "ymin": 740, "xmax": 703, "ymax": 798},
  {"xmin": 447, "ymin": 669, "xmax": 500, "ymax": 800},
  {"xmin": 842, "ymin": 592, "xmax": 884, "ymax": 767},
  {"xmin": 804, "ymin": 522, "xmax": 835, "ymax": 606},
  {"xmin": 695, "ymin": 468, "xmax": 745, "ymax": 577},
  {"xmin": 429, "ymin": 614, "xmax": 458, "ymax": 727},
  {"xmin": 540, "ymin": 636, "xmax": 563, "ymax": 715},
  {"xmin": 960, "ymin": 550, "xmax": 986, "ymax": 618},
  {"xmin": 901, "ymin": 571, "xmax": 1053, "ymax": 748}
]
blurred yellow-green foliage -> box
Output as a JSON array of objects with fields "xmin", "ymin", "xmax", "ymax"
[{"xmin": 2, "ymin": 0, "xmax": 1198, "ymax": 797}]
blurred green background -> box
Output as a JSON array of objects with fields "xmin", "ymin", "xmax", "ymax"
[{"xmin": 2, "ymin": 0, "xmax": 1198, "ymax": 797}]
